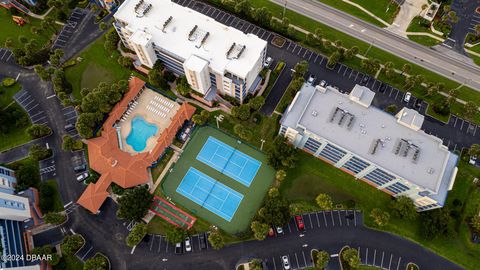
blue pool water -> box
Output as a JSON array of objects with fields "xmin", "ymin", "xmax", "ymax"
[{"xmin": 126, "ymin": 116, "xmax": 158, "ymax": 152}]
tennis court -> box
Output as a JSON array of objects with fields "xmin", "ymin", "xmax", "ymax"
[
  {"xmin": 196, "ymin": 136, "xmax": 261, "ymax": 187},
  {"xmin": 176, "ymin": 167, "xmax": 243, "ymax": 222}
]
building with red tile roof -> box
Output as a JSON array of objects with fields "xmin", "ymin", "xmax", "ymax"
[{"xmin": 77, "ymin": 77, "xmax": 195, "ymax": 213}]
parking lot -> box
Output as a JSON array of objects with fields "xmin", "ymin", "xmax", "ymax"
[
  {"xmin": 0, "ymin": 48, "xmax": 15, "ymax": 64},
  {"xmin": 62, "ymin": 106, "xmax": 80, "ymax": 137},
  {"xmin": 282, "ymin": 210, "xmax": 362, "ymax": 233},
  {"xmin": 141, "ymin": 232, "xmax": 212, "ymax": 254},
  {"xmin": 357, "ymin": 245, "xmax": 406, "ymax": 270},
  {"xmin": 265, "ymin": 249, "xmax": 314, "ymax": 270},
  {"xmin": 13, "ymin": 90, "xmax": 48, "ymax": 125},
  {"xmin": 40, "ymin": 156, "xmax": 56, "ymax": 181},
  {"xmin": 52, "ymin": 8, "xmax": 88, "ymax": 50}
]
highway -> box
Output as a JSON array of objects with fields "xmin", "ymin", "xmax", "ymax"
[{"xmin": 271, "ymin": 0, "xmax": 480, "ymax": 91}]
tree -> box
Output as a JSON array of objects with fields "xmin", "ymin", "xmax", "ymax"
[
  {"xmin": 231, "ymin": 104, "xmax": 251, "ymax": 120},
  {"xmin": 268, "ymin": 187, "xmax": 280, "ymax": 198},
  {"xmin": 117, "ymin": 186, "xmax": 154, "ymax": 221},
  {"xmin": 249, "ymin": 259, "xmax": 262, "ymax": 270},
  {"xmin": 316, "ymin": 194, "xmax": 333, "ymax": 210},
  {"xmin": 208, "ymin": 230, "xmax": 225, "ymax": 250},
  {"xmin": 401, "ymin": 63, "xmax": 411, "ymax": 75},
  {"xmin": 29, "ymin": 144, "xmax": 52, "ymax": 161},
  {"xmin": 257, "ymin": 191, "xmax": 290, "ymax": 226},
  {"xmin": 176, "ymin": 76, "xmax": 192, "ymax": 96},
  {"xmin": 126, "ymin": 223, "xmax": 148, "ymax": 247},
  {"xmin": 404, "ymin": 74, "xmax": 423, "ymax": 91},
  {"xmin": 34, "ymin": 65, "xmax": 51, "ymax": 81},
  {"xmin": 293, "ymin": 60, "xmax": 308, "ymax": 78},
  {"xmin": 447, "ymin": 89, "xmax": 458, "ymax": 105},
  {"xmin": 31, "ymin": 245, "xmax": 60, "ymax": 266},
  {"xmin": 361, "ymin": 58, "xmax": 381, "ymax": 74},
  {"xmin": 27, "ymin": 124, "xmax": 52, "ymax": 138},
  {"xmin": 385, "ymin": 104, "xmax": 398, "ymax": 115},
  {"xmin": 117, "ymin": 56, "xmax": 132, "ymax": 68},
  {"xmin": 61, "ymin": 235, "xmax": 84, "ymax": 255},
  {"xmin": 253, "ymin": 7, "xmax": 272, "ymax": 27},
  {"xmin": 62, "ymin": 135, "xmax": 83, "ymax": 151},
  {"xmin": 192, "ymin": 110, "xmax": 210, "ymax": 125},
  {"xmin": 390, "ymin": 196, "xmax": 417, "ymax": 220},
  {"xmin": 148, "ymin": 69, "xmax": 168, "ymax": 89},
  {"xmin": 383, "ymin": 61, "xmax": 396, "ymax": 79},
  {"xmin": 327, "ymin": 51, "xmax": 342, "ymax": 68},
  {"xmin": 251, "ymin": 221, "xmax": 270, "ymax": 241},
  {"xmin": 464, "ymin": 101, "xmax": 478, "ymax": 120},
  {"xmin": 165, "ymin": 225, "xmax": 188, "ymax": 244},
  {"xmin": 49, "ymin": 49, "xmax": 64, "ymax": 67},
  {"xmin": 475, "ymin": 24, "xmax": 480, "ymax": 37},
  {"xmin": 248, "ymin": 96, "xmax": 265, "ymax": 111},
  {"xmin": 234, "ymin": 124, "xmax": 253, "ymax": 140},
  {"xmin": 276, "ymin": 170, "xmax": 287, "ymax": 182},
  {"xmin": 267, "ymin": 136, "xmax": 298, "ymax": 170},
  {"xmin": 342, "ymin": 248, "xmax": 360, "ymax": 269},
  {"xmin": 44, "ymin": 212, "xmax": 66, "ymax": 225},
  {"xmin": 315, "ymin": 250, "xmax": 330, "ymax": 269},
  {"xmin": 420, "ymin": 208, "xmax": 454, "ymax": 240},
  {"xmin": 15, "ymin": 162, "xmax": 41, "ymax": 191},
  {"xmin": 104, "ymin": 30, "xmax": 120, "ymax": 51},
  {"xmin": 471, "ymin": 215, "xmax": 480, "ymax": 234},
  {"xmin": 83, "ymin": 254, "xmax": 109, "ymax": 270},
  {"xmin": 4, "ymin": 37, "xmax": 14, "ymax": 49},
  {"xmin": 235, "ymin": 0, "xmax": 252, "ymax": 18},
  {"xmin": 370, "ymin": 208, "xmax": 390, "ymax": 227},
  {"xmin": 99, "ymin": 22, "xmax": 107, "ymax": 30},
  {"xmin": 468, "ymin": 144, "xmax": 480, "ymax": 157},
  {"xmin": 344, "ymin": 46, "xmax": 359, "ymax": 60}
]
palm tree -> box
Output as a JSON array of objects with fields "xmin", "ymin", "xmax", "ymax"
[
  {"xmin": 401, "ymin": 64, "xmax": 411, "ymax": 75},
  {"xmin": 4, "ymin": 38, "xmax": 14, "ymax": 49},
  {"xmin": 475, "ymin": 24, "xmax": 480, "ymax": 37}
]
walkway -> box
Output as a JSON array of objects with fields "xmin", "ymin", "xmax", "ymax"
[{"xmin": 388, "ymin": 0, "xmax": 428, "ymax": 36}]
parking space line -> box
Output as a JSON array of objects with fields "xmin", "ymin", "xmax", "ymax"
[
  {"xmin": 345, "ymin": 211, "xmax": 349, "ymax": 226},
  {"xmin": 315, "ymin": 212, "xmax": 320, "ymax": 227},
  {"xmin": 365, "ymin": 248, "xmax": 368, "ymax": 265},
  {"xmin": 354, "ymin": 210, "xmax": 357, "ymax": 226},
  {"xmin": 302, "ymin": 251, "xmax": 307, "ymax": 267},
  {"xmin": 308, "ymin": 52, "xmax": 313, "ymax": 61},
  {"xmin": 474, "ymin": 125, "xmax": 478, "ymax": 136},
  {"xmin": 373, "ymin": 249, "xmax": 376, "ymax": 266},
  {"xmin": 292, "ymin": 44, "xmax": 297, "ymax": 52},
  {"xmin": 349, "ymin": 70, "xmax": 355, "ymax": 79},
  {"xmin": 337, "ymin": 65, "xmax": 344, "ymax": 74},
  {"xmin": 272, "ymin": 257, "xmax": 277, "ymax": 270},
  {"xmin": 388, "ymin": 254, "xmax": 393, "ymax": 270},
  {"xmin": 460, "ymin": 119, "xmax": 465, "ymax": 131},
  {"xmin": 330, "ymin": 211, "xmax": 335, "ymax": 226},
  {"xmin": 158, "ymin": 236, "xmax": 162, "ymax": 252},
  {"xmin": 308, "ymin": 214, "xmax": 313, "ymax": 229},
  {"xmin": 27, "ymin": 103, "xmax": 39, "ymax": 112},
  {"xmin": 337, "ymin": 210, "xmax": 342, "ymax": 226},
  {"xmin": 381, "ymin": 251, "xmax": 384, "ymax": 268},
  {"xmin": 303, "ymin": 49, "xmax": 309, "ymax": 58},
  {"xmin": 30, "ymin": 111, "xmax": 44, "ymax": 118},
  {"xmin": 165, "ymin": 241, "xmax": 168, "ymax": 252},
  {"xmin": 343, "ymin": 67, "xmax": 349, "ymax": 76},
  {"xmin": 323, "ymin": 212, "xmax": 327, "ymax": 227},
  {"xmin": 395, "ymin": 89, "xmax": 400, "ymax": 100},
  {"xmin": 149, "ymin": 235, "xmax": 155, "ymax": 251},
  {"xmin": 297, "ymin": 47, "xmax": 304, "ymax": 56},
  {"xmin": 453, "ymin": 116, "xmax": 458, "ymax": 127},
  {"xmin": 396, "ymin": 257, "xmax": 402, "ymax": 270},
  {"xmin": 287, "ymin": 222, "xmax": 292, "ymax": 232},
  {"xmin": 319, "ymin": 57, "xmax": 325, "ymax": 66},
  {"xmin": 354, "ymin": 72, "xmax": 360, "ymax": 81},
  {"xmin": 6, "ymin": 52, "xmax": 12, "ymax": 62},
  {"xmin": 294, "ymin": 253, "xmax": 300, "ymax": 269}
]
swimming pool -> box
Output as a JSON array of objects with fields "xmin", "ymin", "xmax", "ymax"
[{"xmin": 126, "ymin": 116, "xmax": 158, "ymax": 152}]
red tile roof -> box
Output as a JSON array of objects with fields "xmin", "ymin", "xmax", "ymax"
[{"xmin": 77, "ymin": 77, "xmax": 196, "ymax": 213}]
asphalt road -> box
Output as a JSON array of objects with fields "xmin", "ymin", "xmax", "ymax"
[
  {"xmin": 270, "ymin": 0, "xmax": 480, "ymax": 91},
  {"xmin": 445, "ymin": 0, "xmax": 480, "ymax": 53}
]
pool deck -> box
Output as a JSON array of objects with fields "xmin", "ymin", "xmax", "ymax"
[{"xmin": 118, "ymin": 88, "xmax": 181, "ymax": 155}]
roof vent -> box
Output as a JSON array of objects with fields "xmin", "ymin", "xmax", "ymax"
[
  {"xmin": 311, "ymin": 110, "xmax": 318, "ymax": 117},
  {"xmin": 134, "ymin": 0, "xmax": 152, "ymax": 18},
  {"xmin": 162, "ymin": 16, "xmax": 173, "ymax": 33},
  {"xmin": 427, "ymin": 168, "xmax": 435, "ymax": 174}
]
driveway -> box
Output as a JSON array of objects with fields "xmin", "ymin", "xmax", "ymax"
[{"xmin": 444, "ymin": 0, "xmax": 480, "ymax": 53}]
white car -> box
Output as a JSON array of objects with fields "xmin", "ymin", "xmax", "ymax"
[
  {"xmin": 307, "ymin": 74, "xmax": 316, "ymax": 85},
  {"xmin": 319, "ymin": 80, "xmax": 327, "ymax": 87},
  {"xmin": 469, "ymin": 155, "xmax": 477, "ymax": 165},
  {"xmin": 404, "ymin": 92, "xmax": 412, "ymax": 103},
  {"xmin": 76, "ymin": 172, "xmax": 89, "ymax": 182},
  {"xmin": 276, "ymin": 226, "xmax": 283, "ymax": 234},
  {"xmin": 282, "ymin": 255, "xmax": 290, "ymax": 270},
  {"xmin": 263, "ymin": 57, "xmax": 273, "ymax": 68},
  {"xmin": 184, "ymin": 237, "xmax": 192, "ymax": 252}
]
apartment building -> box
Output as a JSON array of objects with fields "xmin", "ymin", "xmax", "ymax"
[
  {"xmin": 279, "ymin": 83, "xmax": 458, "ymax": 211},
  {"xmin": 113, "ymin": 0, "xmax": 267, "ymax": 103},
  {"xmin": 0, "ymin": 166, "xmax": 16, "ymax": 194}
]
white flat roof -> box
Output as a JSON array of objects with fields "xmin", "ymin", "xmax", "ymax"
[
  {"xmin": 281, "ymin": 84, "xmax": 451, "ymax": 192},
  {"xmin": 114, "ymin": 0, "xmax": 267, "ymax": 78}
]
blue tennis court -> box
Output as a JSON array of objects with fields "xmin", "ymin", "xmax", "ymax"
[
  {"xmin": 196, "ymin": 136, "xmax": 261, "ymax": 187},
  {"xmin": 176, "ymin": 167, "xmax": 243, "ymax": 222}
]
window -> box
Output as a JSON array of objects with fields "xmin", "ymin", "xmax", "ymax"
[
  {"xmin": 385, "ymin": 182, "xmax": 410, "ymax": 194},
  {"xmin": 342, "ymin": 156, "xmax": 370, "ymax": 174},
  {"xmin": 303, "ymin": 137, "xmax": 321, "ymax": 153},
  {"xmin": 318, "ymin": 144, "xmax": 346, "ymax": 163},
  {"xmin": 364, "ymin": 168, "xmax": 396, "ymax": 186}
]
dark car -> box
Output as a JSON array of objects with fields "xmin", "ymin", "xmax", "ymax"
[
  {"xmin": 379, "ymin": 83, "xmax": 386, "ymax": 93},
  {"xmin": 199, "ymin": 233, "xmax": 207, "ymax": 249},
  {"xmin": 73, "ymin": 164, "xmax": 86, "ymax": 173},
  {"xmin": 175, "ymin": 242, "xmax": 183, "ymax": 254},
  {"xmin": 362, "ymin": 75, "xmax": 370, "ymax": 84}
]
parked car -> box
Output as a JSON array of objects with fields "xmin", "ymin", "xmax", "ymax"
[
  {"xmin": 282, "ymin": 255, "xmax": 291, "ymax": 270},
  {"xmin": 319, "ymin": 80, "xmax": 327, "ymax": 87},
  {"xmin": 73, "ymin": 164, "xmax": 86, "ymax": 173},
  {"xmin": 64, "ymin": 123, "xmax": 75, "ymax": 131},
  {"xmin": 76, "ymin": 172, "xmax": 89, "ymax": 182},
  {"xmin": 379, "ymin": 83, "xmax": 386, "ymax": 93},
  {"xmin": 276, "ymin": 226, "xmax": 284, "ymax": 234},
  {"xmin": 295, "ymin": 215, "xmax": 305, "ymax": 231},
  {"xmin": 362, "ymin": 75, "xmax": 370, "ymax": 83},
  {"xmin": 469, "ymin": 155, "xmax": 477, "ymax": 165},
  {"xmin": 263, "ymin": 56, "xmax": 273, "ymax": 68},
  {"xmin": 199, "ymin": 233, "xmax": 207, "ymax": 249},
  {"xmin": 175, "ymin": 242, "xmax": 183, "ymax": 254},
  {"xmin": 268, "ymin": 227, "xmax": 275, "ymax": 237},
  {"xmin": 404, "ymin": 92, "xmax": 412, "ymax": 103},
  {"xmin": 307, "ymin": 74, "xmax": 316, "ymax": 85},
  {"xmin": 184, "ymin": 237, "xmax": 192, "ymax": 252}
]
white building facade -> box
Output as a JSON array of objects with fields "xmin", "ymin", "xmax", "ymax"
[
  {"xmin": 280, "ymin": 84, "xmax": 458, "ymax": 211},
  {"xmin": 113, "ymin": 0, "xmax": 267, "ymax": 103}
]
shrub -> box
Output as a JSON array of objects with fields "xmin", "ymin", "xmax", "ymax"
[
  {"xmin": 2, "ymin": 77, "xmax": 15, "ymax": 87},
  {"xmin": 126, "ymin": 223, "xmax": 148, "ymax": 247},
  {"xmin": 39, "ymin": 183, "xmax": 55, "ymax": 212},
  {"xmin": 29, "ymin": 144, "xmax": 52, "ymax": 161},
  {"xmin": 62, "ymin": 135, "xmax": 83, "ymax": 151},
  {"xmin": 111, "ymin": 183, "xmax": 125, "ymax": 195},
  {"xmin": 27, "ymin": 124, "xmax": 52, "ymax": 138},
  {"xmin": 432, "ymin": 98, "xmax": 451, "ymax": 116},
  {"xmin": 84, "ymin": 254, "xmax": 109, "ymax": 270},
  {"xmin": 44, "ymin": 212, "xmax": 66, "ymax": 225},
  {"xmin": 61, "ymin": 235, "xmax": 84, "ymax": 255}
]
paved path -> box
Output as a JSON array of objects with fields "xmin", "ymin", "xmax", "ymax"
[
  {"xmin": 388, "ymin": 0, "xmax": 428, "ymax": 36},
  {"xmin": 271, "ymin": 0, "xmax": 480, "ymax": 91}
]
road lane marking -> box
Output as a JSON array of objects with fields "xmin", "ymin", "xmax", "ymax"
[
  {"xmin": 323, "ymin": 212, "xmax": 327, "ymax": 227},
  {"xmin": 315, "ymin": 212, "xmax": 320, "ymax": 227},
  {"xmin": 337, "ymin": 210, "xmax": 342, "ymax": 226}
]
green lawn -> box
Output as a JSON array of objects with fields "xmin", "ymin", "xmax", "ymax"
[
  {"xmin": 53, "ymin": 255, "xmax": 84, "ymax": 270},
  {"xmin": 0, "ymin": 83, "xmax": 32, "ymax": 151},
  {"xmin": 281, "ymin": 151, "xmax": 480, "ymax": 269},
  {"xmin": 207, "ymin": 0, "xmax": 480, "ymax": 124},
  {"xmin": 407, "ymin": 35, "xmax": 442, "ymax": 47},
  {"xmin": 44, "ymin": 179, "xmax": 65, "ymax": 212},
  {"xmin": 150, "ymin": 149, "xmax": 175, "ymax": 181},
  {"xmin": 64, "ymin": 29, "xmax": 138, "ymax": 100},
  {"xmin": 160, "ymin": 126, "xmax": 275, "ymax": 235},
  {"xmin": 315, "ymin": 0, "xmax": 385, "ymax": 27},
  {"xmin": 467, "ymin": 44, "xmax": 480, "ymax": 67},
  {"xmin": 0, "ymin": 9, "xmax": 57, "ymax": 48}
]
